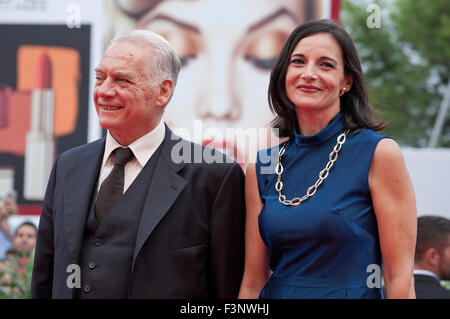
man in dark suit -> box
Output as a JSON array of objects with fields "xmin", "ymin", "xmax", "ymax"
[
  {"xmin": 413, "ymin": 216, "xmax": 450, "ymax": 299},
  {"xmin": 31, "ymin": 30, "xmax": 245, "ymax": 298}
]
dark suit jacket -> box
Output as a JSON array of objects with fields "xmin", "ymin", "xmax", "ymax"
[
  {"xmin": 31, "ymin": 125, "xmax": 245, "ymax": 298},
  {"xmin": 414, "ymin": 274, "xmax": 450, "ymax": 299}
]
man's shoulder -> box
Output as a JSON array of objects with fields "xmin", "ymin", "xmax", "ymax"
[
  {"xmin": 167, "ymin": 134, "xmax": 239, "ymax": 170},
  {"xmin": 414, "ymin": 275, "xmax": 450, "ymax": 299},
  {"xmin": 57, "ymin": 138, "xmax": 105, "ymax": 163}
]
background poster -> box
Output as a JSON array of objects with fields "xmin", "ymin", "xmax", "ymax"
[
  {"xmin": 0, "ymin": 0, "xmax": 104, "ymax": 226},
  {"xmin": 0, "ymin": 0, "xmax": 448, "ymax": 223},
  {"xmin": 103, "ymin": 0, "xmax": 335, "ymax": 169}
]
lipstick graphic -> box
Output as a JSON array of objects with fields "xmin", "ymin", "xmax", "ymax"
[{"xmin": 23, "ymin": 53, "xmax": 55, "ymax": 200}]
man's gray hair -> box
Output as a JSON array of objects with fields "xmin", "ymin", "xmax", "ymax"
[{"xmin": 110, "ymin": 30, "xmax": 181, "ymax": 90}]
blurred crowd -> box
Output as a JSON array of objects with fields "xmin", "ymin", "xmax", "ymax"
[{"xmin": 0, "ymin": 195, "xmax": 37, "ymax": 297}]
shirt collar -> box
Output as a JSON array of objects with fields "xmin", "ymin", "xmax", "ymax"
[
  {"xmin": 103, "ymin": 120, "xmax": 165, "ymax": 168},
  {"xmin": 413, "ymin": 269, "xmax": 440, "ymax": 281}
]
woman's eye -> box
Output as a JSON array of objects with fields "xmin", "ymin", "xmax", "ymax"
[
  {"xmin": 245, "ymin": 56, "xmax": 277, "ymax": 71},
  {"xmin": 290, "ymin": 58, "xmax": 304, "ymax": 65},
  {"xmin": 322, "ymin": 62, "xmax": 334, "ymax": 68},
  {"xmin": 243, "ymin": 30, "xmax": 287, "ymax": 71}
]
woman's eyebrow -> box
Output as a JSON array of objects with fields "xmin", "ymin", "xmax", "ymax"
[
  {"xmin": 139, "ymin": 13, "xmax": 200, "ymax": 33},
  {"xmin": 247, "ymin": 8, "xmax": 298, "ymax": 33},
  {"xmin": 289, "ymin": 54, "xmax": 338, "ymax": 64}
]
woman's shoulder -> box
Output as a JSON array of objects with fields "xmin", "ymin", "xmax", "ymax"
[
  {"xmin": 350, "ymin": 128, "xmax": 390, "ymax": 140},
  {"xmin": 348, "ymin": 128, "xmax": 393, "ymax": 149},
  {"xmin": 372, "ymin": 138, "xmax": 403, "ymax": 162}
]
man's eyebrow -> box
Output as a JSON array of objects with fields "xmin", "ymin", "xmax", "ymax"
[
  {"xmin": 94, "ymin": 68, "xmax": 136, "ymax": 79},
  {"xmin": 113, "ymin": 71, "xmax": 135, "ymax": 79},
  {"xmin": 247, "ymin": 8, "xmax": 297, "ymax": 33},
  {"xmin": 139, "ymin": 13, "xmax": 200, "ymax": 33}
]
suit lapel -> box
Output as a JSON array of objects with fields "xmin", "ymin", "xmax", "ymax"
[
  {"xmin": 63, "ymin": 139, "xmax": 105, "ymax": 263},
  {"xmin": 132, "ymin": 126, "xmax": 187, "ymax": 269}
]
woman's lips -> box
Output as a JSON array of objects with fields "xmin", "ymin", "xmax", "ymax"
[{"xmin": 297, "ymin": 85, "xmax": 322, "ymax": 93}]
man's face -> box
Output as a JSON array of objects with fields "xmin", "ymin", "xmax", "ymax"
[
  {"xmin": 94, "ymin": 41, "xmax": 162, "ymax": 145},
  {"xmin": 0, "ymin": 198, "xmax": 17, "ymax": 220},
  {"xmin": 438, "ymin": 238, "xmax": 450, "ymax": 280},
  {"xmin": 13, "ymin": 225, "xmax": 37, "ymax": 254}
]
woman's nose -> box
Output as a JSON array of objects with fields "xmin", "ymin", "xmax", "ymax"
[
  {"xmin": 301, "ymin": 65, "xmax": 318, "ymax": 81},
  {"xmin": 196, "ymin": 46, "xmax": 241, "ymax": 121}
]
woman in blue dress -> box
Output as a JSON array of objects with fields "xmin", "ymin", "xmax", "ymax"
[{"xmin": 238, "ymin": 20, "xmax": 417, "ymax": 299}]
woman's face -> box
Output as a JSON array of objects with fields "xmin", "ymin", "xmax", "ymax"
[
  {"xmin": 137, "ymin": 0, "xmax": 312, "ymax": 165},
  {"xmin": 285, "ymin": 32, "xmax": 350, "ymax": 119}
]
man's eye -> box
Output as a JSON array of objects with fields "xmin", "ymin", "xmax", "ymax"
[{"xmin": 244, "ymin": 56, "xmax": 277, "ymax": 71}]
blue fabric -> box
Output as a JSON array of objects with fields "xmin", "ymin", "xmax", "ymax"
[
  {"xmin": 256, "ymin": 113, "xmax": 387, "ymax": 299},
  {"xmin": 0, "ymin": 230, "xmax": 12, "ymax": 260}
]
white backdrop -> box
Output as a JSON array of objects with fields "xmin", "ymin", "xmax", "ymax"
[{"xmin": 403, "ymin": 148, "xmax": 450, "ymax": 219}]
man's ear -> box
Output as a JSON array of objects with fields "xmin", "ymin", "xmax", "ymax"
[
  {"xmin": 424, "ymin": 247, "xmax": 440, "ymax": 268},
  {"xmin": 155, "ymin": 79, "xmax": 174, "ymax": 108}
]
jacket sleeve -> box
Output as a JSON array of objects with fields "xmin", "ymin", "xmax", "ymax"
[
  {"xmin": 30, "ymin": 156, "xmax": 58, "ymax": 298},
  {"xmin": 207, "ymin": 162, "xmax": 246, "ymax": 298}
]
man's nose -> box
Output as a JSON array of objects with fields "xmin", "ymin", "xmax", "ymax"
[{"xmin": 96, "ymin": 78, "xmax": 116, "ymax": 97}]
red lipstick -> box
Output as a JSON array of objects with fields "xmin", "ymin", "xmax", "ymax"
[{"xmin": 24, "ymin": 53, "xmax": 55, "ymax": 200}]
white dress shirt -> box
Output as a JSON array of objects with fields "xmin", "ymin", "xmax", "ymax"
[
  {"xmin": 413, "ymin": 269, "xmax": 440, "ymax": 281},
  {"xmin": 97, "ymin": 120, "xmax": 165, "ymax": 194}
]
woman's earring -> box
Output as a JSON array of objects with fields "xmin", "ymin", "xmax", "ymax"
[{"xmin": 339, "ymin": 87, "xmax": 347, "ymax": 97}]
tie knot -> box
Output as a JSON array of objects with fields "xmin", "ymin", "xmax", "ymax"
[{"xmin": 114, "ymin": 147, "xmax": 133, "ymax": 167}]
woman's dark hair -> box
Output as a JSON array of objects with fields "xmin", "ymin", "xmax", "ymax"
[{"xmin": 268, "ymin": 19, "xmax": 387, "ymax": 138}]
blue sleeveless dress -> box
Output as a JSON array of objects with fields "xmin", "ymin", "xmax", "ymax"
[{"xmin": 256, "ymin": 114, "xmax": 387, "ymax": 299}]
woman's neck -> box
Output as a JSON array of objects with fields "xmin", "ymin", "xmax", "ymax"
[{"xmin": 296, "ymin": 108, "xmax": 340, "ymax": 136}]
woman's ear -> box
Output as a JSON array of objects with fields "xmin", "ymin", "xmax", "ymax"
[{"xmin": 344, "ymin": 74, "xmax": 353, "ymax": 92}]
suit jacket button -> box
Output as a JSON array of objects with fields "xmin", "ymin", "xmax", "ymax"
[
  {"xmin": 84, "ymin": 284, "xmax": 92, "ymax": 293},
  {"xmin": 88, "ymin": 261, "xmax": 96, "ymax": 269},
  {"xmin": 95, "ymin": 239, "xmax": 102, "ymax": 246}
]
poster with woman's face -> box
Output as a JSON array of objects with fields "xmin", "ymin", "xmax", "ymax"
[{"xmin": 105, "ymin": 0, "xmax": 332, "ymax": 166}]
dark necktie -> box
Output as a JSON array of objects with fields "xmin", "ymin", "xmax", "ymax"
[{"xmin": 95, "ymin": 147, "xmax": 134, "ymax": 222}]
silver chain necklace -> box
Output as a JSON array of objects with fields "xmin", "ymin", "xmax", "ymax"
[{"xmin": 275, "ymin": 129, "xmax": 349, "ymax": 206}]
